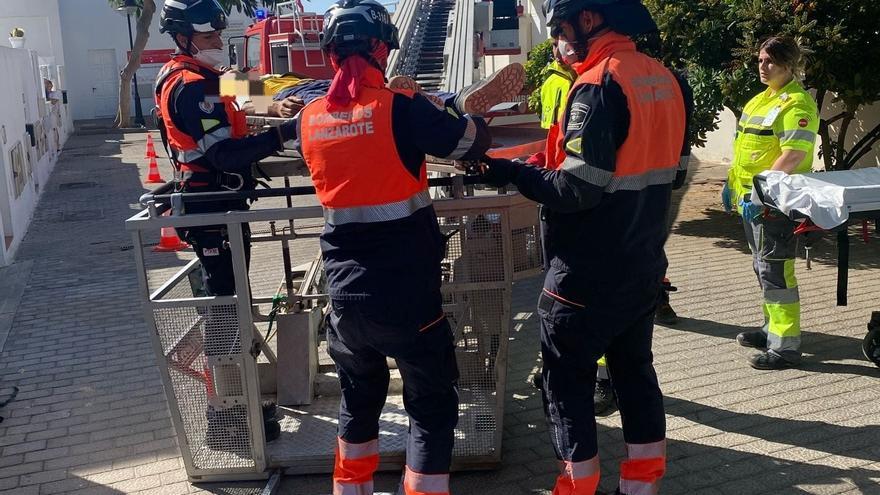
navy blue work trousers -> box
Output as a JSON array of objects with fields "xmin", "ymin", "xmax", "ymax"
[
  {"xmin": 538, "ymin": 266, "xmax": 665, "ymax": 462},
  {"xmin": 326, "ymin": 300, "xmax": 460, "ymax": 474}
]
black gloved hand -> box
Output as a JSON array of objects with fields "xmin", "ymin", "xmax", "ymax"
[{"xmin": 479, "ymin": 156, "xmax": 519, "ymax": 188}]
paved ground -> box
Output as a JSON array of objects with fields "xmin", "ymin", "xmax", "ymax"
[{"xmin": 0, "ymin": 131, "xmax": 878, "ymax": 494}]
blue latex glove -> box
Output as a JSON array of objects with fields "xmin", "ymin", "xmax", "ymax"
[
  {"xmin": 721, "ymin": 182, "xmax": 732, "ymax": 213},
  {"xmin": 740, "ymin": 199, "xmax": 763, "ymax": 221}
]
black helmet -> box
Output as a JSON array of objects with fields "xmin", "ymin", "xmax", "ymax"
[
  {"xmin": 320, "ymin": 0, "xmax": 400, "ymax": 51},
  {"xmin": 542, "ymin": 0, "xmax": 657, "ymax": 36},
  {"xmin": 160, "ymin": 0, "xmax": 228, "ymax": 36}
]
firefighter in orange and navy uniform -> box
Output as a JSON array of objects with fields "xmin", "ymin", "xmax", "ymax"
[
  {"xmin": 295, "ymin": 1, "xmax": 492, "ymax": 494},
  {"xmin": 479, "ymin": 0, "xmax": 689, "ymax": 493},
  {"xmin": 154, "ymin": 0, "xmax": 295, "ymax": 448}
]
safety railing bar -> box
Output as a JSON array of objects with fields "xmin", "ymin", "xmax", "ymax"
[
  {"xmin": 249, "ymin": 233, "xmax": 311, "ymax": 243},
  {"xmin": 149, "ymin": 258, "xmax": 202, "ymax": 301},
  {"xmin": 140, "ymin": 175, "xmax": 489, "ymax": 205},
  {"xmin": 125, "ymin": 206, "xmax": 326, "ymax": 231},
  {"xmin": 147, "ymin": 296, "xmax": 238, "ymax": 308}
]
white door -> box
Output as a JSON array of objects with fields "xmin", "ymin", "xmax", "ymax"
[{"xmin": 88, "ymin": 49, "xmax": 119, "ymax": 118}]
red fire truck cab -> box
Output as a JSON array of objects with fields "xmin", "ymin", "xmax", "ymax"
[{"xmin": 228, "ymin": 2, "xmax": 336, "ymax": 79}]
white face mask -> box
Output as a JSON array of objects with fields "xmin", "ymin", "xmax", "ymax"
[
  {"xmin": 193, "ymin": 48, "xmax": 226, "ymax": 68},
  {"xmin": 557, "ymin": 39, "xmax": 579, "ymax": 65}
]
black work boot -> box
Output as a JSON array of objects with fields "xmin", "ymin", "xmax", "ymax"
[
  {"xmin": 594, "ymin": 379, "xmax": 617, "ymax": 416},
  {"xmin": 863, "ymin": 311, "xmax": 880, "ymax": 367},
  {"xmin": 736, "ymin": 330, "xmax": 768, "ymax": 349},
  {"xmin": 262, "ymin": 400, "xmax": 278, "ymax": 422},
  {"xmin": 654, "ymin": 280, "xmax": 679, "ymax": 325},
  {"xmin": 748, "ymin": 350, "xmax": 801, "ymax": 370}
]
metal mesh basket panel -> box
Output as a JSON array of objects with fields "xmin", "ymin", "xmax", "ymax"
[
  {"xmin": 152, "ymin": 303, "xmax": 256, "ymax": 471},
  {"xmin": 437, "ymin": 208, "xmax": 511, "ymax": 459},
  {"xmin": 444, "ymin": 287, "xmax": 508, "ymax": 457},
  {"xmin": 439, "ymin": 213, "xmax": 506, "ymax": 284},
  {"xmin": 511, "ymin": 225, "xmax": 542, "ymax": 275}
]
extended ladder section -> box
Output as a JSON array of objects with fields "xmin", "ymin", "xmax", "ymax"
[{"xmin": 388, "ymin": 0, "xmax": 474, "ymax": 93}]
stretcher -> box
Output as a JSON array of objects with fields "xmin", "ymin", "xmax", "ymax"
[{"xmin": 753, "ymin": 169, "xmax": 880, "ymax": 367}]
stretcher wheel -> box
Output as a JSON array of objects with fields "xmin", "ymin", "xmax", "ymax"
[{"xmin": 863, "ymin": 326, "xmax": 880, "ymax": 368}]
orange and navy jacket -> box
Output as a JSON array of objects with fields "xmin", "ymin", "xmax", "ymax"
[
  {"xmin": 297, "ymin": 65, "xmax": 490, "ymax": 311},
  {"xmin": 507, "ymin": 32, "xmax": 690, "ymax": 285},
  {"xmin": 154, "ymin": 54, "xmax": 286, "ymax": 213}
]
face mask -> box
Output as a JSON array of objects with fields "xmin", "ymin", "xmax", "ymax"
[
  {"xmin": 193, "ymin": 48, "xmax": 226, "ymax": 68},
  {"xmin": 556, "ymin": 39, "xmax": 580, "ymax": 65}
]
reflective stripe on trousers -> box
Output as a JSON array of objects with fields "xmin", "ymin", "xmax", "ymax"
[
  {"xmin": 743, "ymin": 214, "xmax": 801, "ymax": 353},
  {"xmin": 333, "ymin": 437, "xmax": 379, "ymax": 495},
  {"xmin": 552, "ymin": 457, "xmax": 600, "ymax": 495},
  {"xmin": 619, "ymin": 440, "xmax": 666, "ymax": 495},
  {"xmin": 403, "ymin": 466, "xmax": 450, "ymax": 495},
  {"xmin": 324, "ymin": 190, "xmax": 433, "ymax": 225}
]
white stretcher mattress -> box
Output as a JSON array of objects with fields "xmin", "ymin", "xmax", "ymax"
[{"xmin": 752, "ymin": 168, "xmax": 880, "ymax": 230}]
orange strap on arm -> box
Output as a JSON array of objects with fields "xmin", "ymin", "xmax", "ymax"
[{"xmin": 485, "ymin": 140, "xmax": 545, "ymax": 160}]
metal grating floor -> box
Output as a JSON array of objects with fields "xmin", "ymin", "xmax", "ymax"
[{"xmin": 267, "ymin": 395, "xmax": 409, "ymax": 470}]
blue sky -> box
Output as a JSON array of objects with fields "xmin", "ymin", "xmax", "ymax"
[
  {"xmin": 301, "ymin": 0, "xmax": 336, "ymax": 14},
  {"xmin": 288, "ymin": 0, "xmax": 397, "ymax": 15}
]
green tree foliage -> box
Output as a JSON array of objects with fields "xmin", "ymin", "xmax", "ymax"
[
  {"xmin": 524, "ymin": 39, "xmax": 554, "ymax": 113},
  {"xmin": 644, "ymin": 0, "xmax": 880, "ymax": 169}
]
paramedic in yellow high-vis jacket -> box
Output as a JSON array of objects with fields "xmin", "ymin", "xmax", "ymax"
[
  {"xmin": 539, "ymin": 41, "xmax": 577, "ymax": 129},
  {"xmin": 723, "ymin": 36, "xmax": 819, "ymax": 370}
]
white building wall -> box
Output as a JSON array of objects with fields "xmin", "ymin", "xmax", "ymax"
[
  {"xmin": 0, "ymin": 0, "xmax": 66, "ymax": 65},
  {"xmin": 0, "ymin": 46, "xmax": 71, "ymax": 266},
  {"xmin": 57, "ymin": 0, "xmax": 254, "ymax": 121}
]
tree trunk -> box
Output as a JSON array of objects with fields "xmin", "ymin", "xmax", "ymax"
[
  {"xmin": 834, "ymin": 114, "xmax": 854, "ymax": 171},
  {"xmin": 114, "ymin": 0, "xmax": 157, "ymax": 128},
  {"xmin": 815, "ymin": 91, "xmax": 836, "ymax": 171},
  {"xmin": 843, "ymin": 122, "xmax": 880, "ymax": 169}
]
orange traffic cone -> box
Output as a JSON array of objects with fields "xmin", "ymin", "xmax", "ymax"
[
  {"xmin": 154, "ymin": 213, "xmax": 189, "ymax": 252},
  {"xmin": 145, "ymin": 133, "xmax": 157, "ymax": 158},
  {"xmin": 146, "ymin": 155, "xmax": 165, "ymax": 184}
]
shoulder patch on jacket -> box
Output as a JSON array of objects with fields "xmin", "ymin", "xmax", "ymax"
[{"xmin": 567, "ymin": 103, "xmax": 591, "ymax": 131}]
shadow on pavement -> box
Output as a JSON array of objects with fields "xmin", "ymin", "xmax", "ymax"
[
  {"xmin": 666, "ymin": 395, "xmax": 880, "ymax": 464},
  {"xmin": 669, "ymin": 316, "xmax": 878, "ymax": 377},
  {"xmin": 672, "ymin": 209, "xmax": 752, "ymax": 255}
]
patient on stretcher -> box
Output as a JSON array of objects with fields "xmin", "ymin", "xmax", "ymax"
[{"xmin": 244, "ymin": 63, "xmax": 525, "ymax": 119}]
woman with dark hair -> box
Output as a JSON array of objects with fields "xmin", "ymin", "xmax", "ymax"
[{"xmin": 724, "ymin": 36, "xmax": 819, "ymax": 370}]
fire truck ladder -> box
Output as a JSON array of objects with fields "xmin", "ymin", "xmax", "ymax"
[
  {"xmin": 276, "ymin": 1, "xmax": 327, "ymax": 69},
  {"xmin": 394, "ymin": 0, "xmax": 455, "ymax": 92}
]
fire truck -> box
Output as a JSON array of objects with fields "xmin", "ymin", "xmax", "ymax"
[{"xmin": 227, "ymin": 1, "xmax": 336, "ymax": 79}]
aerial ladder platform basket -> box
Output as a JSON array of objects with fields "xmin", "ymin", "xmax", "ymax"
[{"xmin": 125, "ymin": 167, "xmax": 542, "ymax": 482}]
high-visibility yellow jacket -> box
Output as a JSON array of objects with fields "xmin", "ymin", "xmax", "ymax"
[
  {"xmin": 728, "ymin": 79, "xmax": 819, "ymax": 210},
  {"xmin": 540, "ymin": 61, "xmax": 576, "ymax": 129}
]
